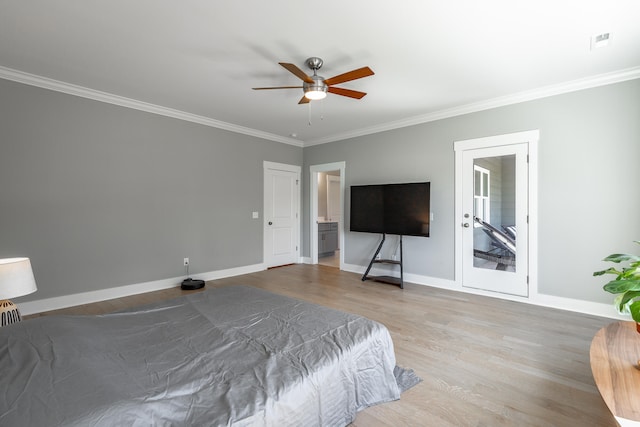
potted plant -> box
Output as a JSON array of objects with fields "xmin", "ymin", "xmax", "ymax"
[{"xmin": 594, "ymin": 241, "xmax": 640, "ymax": 332}]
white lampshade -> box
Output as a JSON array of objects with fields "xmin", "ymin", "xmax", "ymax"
[{"xmin": 0, "ymin": 258, "xmax": 38, "ymax": 300}]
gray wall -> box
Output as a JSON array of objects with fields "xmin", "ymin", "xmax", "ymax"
[
  {"xmin": 303, "ymin": 78, "xmax": 640, "ymax": 304},
  {"xmin": 2, "ymin": 77, "xmax": 638, "ymax": 306},
  {"xmin": 0, "ymin": 79, "xmax": 302, "ymax": 301}
]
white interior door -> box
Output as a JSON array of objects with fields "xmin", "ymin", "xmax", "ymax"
[
  {"xmin": 455, "ymin": 132, "xmax": 536, "ymax": 297},
  {"xmin": 264, "ymin": 162, "xmax": 300, "ymax": 268},
  {"xmin": 326, "ymin": 175, "xmax": 341, "ymax": 249}
]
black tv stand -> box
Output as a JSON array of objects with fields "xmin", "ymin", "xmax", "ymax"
[{"xmin": 361, "ymin": 234, "xmax": 403, "ymax": 289}]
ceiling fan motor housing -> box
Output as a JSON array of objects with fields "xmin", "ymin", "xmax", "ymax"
[{"xmin": 303, "ymin": 75, "xmax": 328, "ymax": 97}]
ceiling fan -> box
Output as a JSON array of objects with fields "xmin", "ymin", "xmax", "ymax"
[{"xmin": 252, "ymin": 57, "xmax": 374, "ymax": 104}]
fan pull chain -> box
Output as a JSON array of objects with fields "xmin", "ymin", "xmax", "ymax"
[{"xmin": 306, "ymin": 100, "xmax": 326, "ymax": 125}]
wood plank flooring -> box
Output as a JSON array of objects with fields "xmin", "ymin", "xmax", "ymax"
[{"xmin": 27, "ymin": 264, "xmax": 616, "ymax": 426}]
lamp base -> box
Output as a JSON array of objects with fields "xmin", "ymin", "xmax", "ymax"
[
  {"xmin": 0, "ymin": 299, "xmax": 22, "ymax": 327},
  {"xmin": 181, "ymin": 278, "xmax": 205, "ymax": 290}
]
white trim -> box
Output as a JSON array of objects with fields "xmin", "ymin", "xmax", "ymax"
[
  {"xmin": 2, "ymin": 64, "xmax": 638, "ymax": 149},
  {"xmin": 532, "ymin": 293, "xmax": 627, "ymax": 321},
  {"xmin": 303, "ymin": 67, "xmax": 640, "ymax": 146},
  {"xmin": 309, "ymin": 162, "xmax": 346, "ymax": 267},
  {"xmin": 527, "ymin": 136, "xmax": 539, "ymax": 298},
  {"xmin": 263, "ymin": 161, "xmax": 301, "ymax": 173},
  {"xmin": 454, "ymin": 129, "xmax": 540, "ymax": 151},
  {"xmin": 342, "ymin": 262, "xmax": 625, "ymax": 320},
  {"xmin": 0, "ymin": 66, "xmax": 302, "ymax": 147},
  {"xmin": 17, "ymin": 263, "xmax": 265, "ymax": 316}
]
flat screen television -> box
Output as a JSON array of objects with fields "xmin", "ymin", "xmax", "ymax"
[{"xmin": 350, "ymin": 182, "xmax": 430, "ymax": 237}]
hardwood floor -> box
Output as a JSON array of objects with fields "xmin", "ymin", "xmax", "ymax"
[
  {"xmin": 318, "ymin": 249, "xmax": 340, "ymax": 268},
  {"xmin": 27, "ymin": 264, "xmax": 615, "ymax": 426}
]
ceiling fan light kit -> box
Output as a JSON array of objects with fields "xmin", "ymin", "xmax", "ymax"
[
  {"xmin": 303, "ymin": 77, "xmax": 328, "ymax": 100},
  {"xmin": 253, "ymin": 57, "xmax": 374, "ymax": 104}
]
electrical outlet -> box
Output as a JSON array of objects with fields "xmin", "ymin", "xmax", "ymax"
[{"xmin": 183, "ymin": 258, "xmax": 189, "ymax": 266}]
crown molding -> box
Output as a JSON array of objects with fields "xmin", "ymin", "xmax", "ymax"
[
  {"xmin": 0, "ymin": 66, "xmax": 303, "ymax": 147},
  {"xmin": 2, "ymin": 65, "xmax": 638, "ymax": 148},
  {"xmin": 303, "ymin": 66, "xmax": 640, "ymax": 146}
]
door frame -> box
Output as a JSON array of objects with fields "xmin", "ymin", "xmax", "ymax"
[
  {"xmin": 454, "ymin": 130, "xmax": 539, "ymax": 298},
  {"xmin": 263, "ymin": 161, "xmax": 302, "ymax": 267},
  {"xmin": 309, "ymin": 161, "xmax": 346, "ymax": 267}
]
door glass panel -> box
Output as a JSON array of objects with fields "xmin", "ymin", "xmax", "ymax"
[
  {"xmin": 482, "ymin": 173, "xmax": 489, "ymax": 196},
  {"xmin": 472, "ymin": 155, "xmax": 516, "ymax": 272}
]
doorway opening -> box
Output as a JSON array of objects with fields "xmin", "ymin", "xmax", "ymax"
[{"xmin": 310, "ymin": 162, "xmax": 345, "ymax": 268}]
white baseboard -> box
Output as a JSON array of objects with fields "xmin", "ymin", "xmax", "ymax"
[
  {"xmin": 19, "ymin": 263, "xmax": 266, "ymax": 316},
  {"xmin": 342, "ymin": 262, "xmax": 625, "ymax": 321},
  {"xmin": 21, "ymin": 261, "xmax": 625, "ymax": 321},
  {"xmin": 530, "ymin": 293, "xmax": 626, "ymax": 320}
]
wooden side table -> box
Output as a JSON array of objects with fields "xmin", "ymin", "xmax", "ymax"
[{"xmin": 590, "ymin": 321, "xmax": 640, "ymax": 426}]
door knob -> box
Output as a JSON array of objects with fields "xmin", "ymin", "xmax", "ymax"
[
  {"xmin": 268, "ymin": 221, "xmax": 273, "ymax": 225},
  {"xmin": 463, "ymin": 223, "xmax": 470, "ymax": 228}
]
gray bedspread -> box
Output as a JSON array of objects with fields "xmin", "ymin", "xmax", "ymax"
[{"xmin": 0, "ymin": 285, "xmax": 401, "ymax": 426}]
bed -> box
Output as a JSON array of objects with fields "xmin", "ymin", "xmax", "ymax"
[{"xmin": 0, "ymin": 285, "xmax": 409, "ymax": 426}]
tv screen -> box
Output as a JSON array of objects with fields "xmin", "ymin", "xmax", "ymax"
[{"xmin": 350, "ymin": 182, "xmax": 430, "ymax": 237}]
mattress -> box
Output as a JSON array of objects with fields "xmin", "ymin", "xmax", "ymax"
[{"xmin": 0, "ymin": 285, "xmax": 401, "ymax": 426}]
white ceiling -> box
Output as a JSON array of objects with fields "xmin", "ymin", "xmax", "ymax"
[{"xmin": 1, "ymin": 1, "xmax": 639, "ymax": 146}]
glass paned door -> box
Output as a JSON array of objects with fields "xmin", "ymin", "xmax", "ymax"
[{"xmin": 461, "ymin": 143, "xmax": 528, "ymax": 296}]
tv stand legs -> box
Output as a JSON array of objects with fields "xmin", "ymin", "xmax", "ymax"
[
  {"xmin": 361, "ymin": 234, "xmax": 404, "ymax": 288},
  {"xmin": 362, "ymin": 234, "xmax": 386, "ymax": 281}
]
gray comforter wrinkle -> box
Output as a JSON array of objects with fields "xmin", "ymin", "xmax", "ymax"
[{"xmin": 0, "ymin": 285, "xmax": 400, "ymax": 426}]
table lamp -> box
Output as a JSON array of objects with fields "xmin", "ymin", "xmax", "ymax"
[{"xmin": 0, "ymin": 258, "xmax": 38, "ymax": 327}]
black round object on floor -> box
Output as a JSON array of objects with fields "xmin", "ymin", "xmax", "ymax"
[{"xmin": 181, "ymin": 278, "xmax": 205, "ymax": 290}]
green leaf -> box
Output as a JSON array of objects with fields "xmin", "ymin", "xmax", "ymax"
[
  {"xmin": 621, "ymin": 267, "xmax": 640, "ymax": 278},
  {"xmin": 614, "ymin": 294, "xmax": 630, "ymax": 314},
  {"xmin": 593, "ymin": 267, "xmax": 622, "ymax": 277},
  {"xmin": 630, "ymin": 301, "xmax": 640, "ymax": 323},
  {"xmin": 604, "ymin": 253, "xmax": 640, "ymax": 263},
  {"xmin": 619, "ymin": 290, "xmax": 640, "ymax": 308},
  {"xmin": 603, "ymin": 279, "xmax": 640, "ymax": 294}
]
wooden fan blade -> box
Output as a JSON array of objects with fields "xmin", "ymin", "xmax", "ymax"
[
  {"xmin": 252, "ymin": 86, "xmax": 303, "ymax": 90},
  {"xmin": 279, "ymin": 63, "xmax": 314, "ymax": 83},
  {"xmin": 298, "ymin": 96, "xmax": 310, "ymax": 104},
  {"xmin": 324, "ymin": 66, "xmax": 374, "ymax": 86},
  {"xmin": 327, "ymin": 86, "xmax": 367, "ymax": 99}
]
